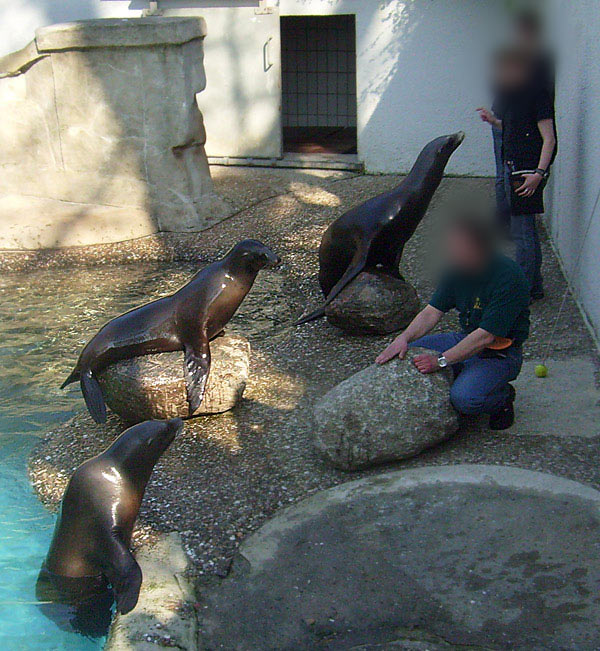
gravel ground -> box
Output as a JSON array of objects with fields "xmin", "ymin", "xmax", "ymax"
[{"xmin": 28, "ymin": 168, "xmax": 599, "ymax": 583}]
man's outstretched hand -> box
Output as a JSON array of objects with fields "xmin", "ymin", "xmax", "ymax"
[
  {"xmin": 412, "ymin": 353, "xmax": 440, "ymax": 374},
  {"xmin": 376, "ymin": 335, "xmax": 408, "ymax": 365}
]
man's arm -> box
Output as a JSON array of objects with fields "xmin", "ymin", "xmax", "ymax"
[
  {"xmin": 412, "ymin": 328, "xmax": 495, "ymax": 374},
  {"xmin": 376, "ymin": 305, "xmax": 443, "ymax": 365},
  {"xmin": 516, "ymin": 118, "xmax": 556, "ymax": 196},
  {"xmin": 476, "ymin": 107, "xmax": 502, "ymax": 129}
]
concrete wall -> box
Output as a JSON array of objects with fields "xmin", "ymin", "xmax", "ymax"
[
  {"xmin": 2, "ymin": 0, "xmax": 509, "ymax": 176},
  {"xmin": 0, "ymin": 18, "xmax": 227, "ymax": 249},
  {"xmin": 546, "ymin": 0, "xmax": 600, "ymax": 341}
]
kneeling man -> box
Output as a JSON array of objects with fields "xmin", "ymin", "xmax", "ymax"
[{"xmin": 376, "ymin": 214, "xmax": 530, "ymax": 430}]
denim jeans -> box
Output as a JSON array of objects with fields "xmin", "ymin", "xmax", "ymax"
[
  {"xmin": 504, "ymin": 164, "xmax": 543, "ymax": 295},
  {"xmin": 492, "ymin": 126, "xmax": 511, "ymax": 230},
  {"xmin": 411, "ymin": 332, "xmax": 523, "ymax": 415}
]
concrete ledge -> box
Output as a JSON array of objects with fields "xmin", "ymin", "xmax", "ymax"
[
  {"xmin": 107, "ymin": 533, "xmax": 197, "ymax": 650},
  {"xmin": 199, "ymin": 464, "xmax": 600, "ymax": 649},
  {"xmin": 36, "ymin": 17, "xmax": 207, "ymax": 52},
  {"xmin": 0, "ymin": 41, "xmax": 45, "ymax": 78}
]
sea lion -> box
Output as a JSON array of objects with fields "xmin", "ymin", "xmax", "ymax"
[
  {"xmin": 36, "ymin": 418, "xmax": 182, "ymax": 637},
  {"xmin": 296, "ymin": 132, "xmax": 465, "ymax": 325},
  {"xmin": 62, "ymin": 240, "xmax": 280, "ymax": 423}
]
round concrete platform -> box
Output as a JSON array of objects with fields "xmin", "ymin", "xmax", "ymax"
[{"xmin": 198, "ymin": 465, "xmax": 600, "ymax": 650}]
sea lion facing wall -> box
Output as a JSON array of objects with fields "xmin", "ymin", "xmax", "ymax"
[{"xmin": 296, "ymin": 132, "xmax": 465, "ymax": 325}]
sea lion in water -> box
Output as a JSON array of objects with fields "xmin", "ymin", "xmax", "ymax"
[
  {"xmin": 36, "ymin": 418, "xmax": 182, "ymax": 637},
  {"xmin": 296, "ymin": 132, "xmax": 465, "ymax": 325},
  {"xmin": 62, "ymin": 240, "xmax": 281, "ymax": 423}
]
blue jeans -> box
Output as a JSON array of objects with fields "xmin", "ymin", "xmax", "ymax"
[
  {"xmin": 492, "ymin": 127, "xmax": 510, "ymax": 230},
  {"xmin": 503, "ymin": 164, "xmax": 543, "ymax": 295},
  {"xmin": 411, "ymin": 333, "xmax": 523, "ymax": 415}
]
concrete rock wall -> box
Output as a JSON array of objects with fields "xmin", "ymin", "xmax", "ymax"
[
  {"xmin": 546, "ymin": 0, "xmax": 600, "ymax": 343},
  {"xmin": 0, "ymin": 17, "xmax": 228, "ymax": 250}
]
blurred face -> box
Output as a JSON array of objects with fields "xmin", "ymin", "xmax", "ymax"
[
  {"xmin": 445, "ymin": 228, "xmax": 489, "ymax": 274},
  {"xmin": 496, "ymin": 56, "xmax": 530, "ymax": 90}
]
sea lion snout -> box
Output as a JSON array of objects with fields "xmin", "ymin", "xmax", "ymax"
[
  {"xmin": 228, "ymin": 239, "xmax": 281, "ymax": 272},
  {"xmin": 441, "ymin": 130, "xmax": 465, "ymax": 153},
  {"xmin": 266, "ymin": 253, "xmax": 282, "ymax": 269},
  {"xmin": 165, "ymin": 417, "xmax": 184, "ymax": 441},
  {"xmin": 156, "ymin": 417, "xmax": 183, "ymax": 450}
]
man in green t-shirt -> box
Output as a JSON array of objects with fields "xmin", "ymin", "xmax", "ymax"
[{"xmin": 376, "ymin": 215, "xmax": 530, "ymax": 430}]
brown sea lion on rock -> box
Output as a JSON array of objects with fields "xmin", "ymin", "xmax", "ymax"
[
  {"xmin": 36, "ymin": 418, "xmax": 182, "ymax": 637},
  {"xmin": 296, "ymin": 132, "xmax": 465, "ymax": 325},
  {"xmin": 61, "ymin": 240, "xmax": 281, "ymax": 423}
]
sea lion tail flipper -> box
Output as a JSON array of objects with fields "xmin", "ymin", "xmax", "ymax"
[
  {"xmin": 103, "ymin": 532, "xmax": 143, "ymax": 615},
  {"xmin": 81, "ymin": 370, "xmax": 107, "ymax": 424},
  {"xmin": 294, "ymin": 305, "xmax": 326, "ymax": 326},
  {"xmin": 60, "ymin": 368, "xmax": 79, "ymax": 389},
  {"xmin": 184, "ymin": 338, "xmax": 211, "ymax": 415},
  {"xmin": 320, "ymin": 248, "xmax": 369, "ymax": 307}
]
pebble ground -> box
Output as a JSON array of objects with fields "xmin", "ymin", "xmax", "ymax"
[{"xmin": 28, "ymin": 167, "xmax": 599, "ymax": 583}]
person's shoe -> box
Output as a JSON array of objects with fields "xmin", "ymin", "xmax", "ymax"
[{"xmin": 489, "ymin": 384, "xmax": 516, "ymax": 430}]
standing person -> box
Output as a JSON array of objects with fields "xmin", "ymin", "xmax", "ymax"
[
  {"xmin": 375, "ymin": 214, "xmax": 530, "ymax": 431},
  {"xmin": 477, "ymin": 48, "xmax": 556, "ymax": 302}
]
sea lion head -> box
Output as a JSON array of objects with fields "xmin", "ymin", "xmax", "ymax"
[
  {"xmin": 106, "ymin": 418, "xmax": 182, "ymax": 481},
  {"xmin": 414, "ymin": 131, "xmax": 465, "ymax": 184},
  {"xmin": 226, "ymin": 239, "xmax": 281, "ymax": 274},
  {"xmin": 427, "ymin": 131, "xmax": 465, "ymax": 165}
]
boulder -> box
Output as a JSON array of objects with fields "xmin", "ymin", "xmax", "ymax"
[
  {"xmin": 324, "ymin": 271, "xmax": 420, "ymax": 335},
  {"xmin": 313, "ymin": 348, "xmax": 458, "ymax": 470},
  {"xmin": 98, "ymin": 334, "xmax": 250, "ymax": 423}
]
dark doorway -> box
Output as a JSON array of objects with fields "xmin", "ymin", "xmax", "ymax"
[{"xmin": 280, "ymin": 15, "xmax": 357, "ymax": 155}]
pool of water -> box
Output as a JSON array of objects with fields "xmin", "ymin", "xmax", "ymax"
[{"xmin": 0, "ymin": 262, "xmax": 289, "ymax": 648}]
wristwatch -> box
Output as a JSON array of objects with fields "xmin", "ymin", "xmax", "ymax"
[
  {"xmin": 437, "ymin": 354, "xmax": 448, "ymax": 368},
  {"xmin": 534, "ymin": 168, "xmax": 546, "ymax": 177}
]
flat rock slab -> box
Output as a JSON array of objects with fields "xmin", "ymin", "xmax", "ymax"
[
  {"xmin": 514, "ymin": 358, "xmax": 600, "ymax": 437},
  {"xmin": 106, "ymin": 533, "xmax": 196, "ymax": 650},
  {"xmin": 198, "ymin": 465, "xmax": 600, "ymax": 650},
  {"xmin": 99, "ymin": 334, "xmax": 250, "ymax": 423},
  {"xmin": 324, "ymin": 271, "xmax": 420, "ymax": 335}
]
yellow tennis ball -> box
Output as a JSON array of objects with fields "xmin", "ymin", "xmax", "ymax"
[{"xmin": 535, "ymin": 364, "xmax": 548, "ymax": 378}]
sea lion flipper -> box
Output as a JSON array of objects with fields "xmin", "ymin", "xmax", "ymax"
[
  {"xmin": 81, "ymin": 371, "xmax": 107, "ymax": 424},
  {"xmin": 323, "ymin": 247, "xmax": 369, "ymax": 306},
  {"xmin": 103, "ymin": 532, "xmax": 142, "ymax": 615},
  {"xmin": 295, "ymin": 248, "xmax": 369, "ymax": 326},
  {"xmin": 184, "ymin": 338, "xmax": 211, "ymax": 415}
]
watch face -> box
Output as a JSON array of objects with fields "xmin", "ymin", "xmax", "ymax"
[{"xmin": 438, "ymin": 356, "xmax": 448, "ymax": 368}]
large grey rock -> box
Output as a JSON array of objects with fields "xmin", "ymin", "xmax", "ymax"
[
  {"xmin": 313, "ymin": 348, "xmax": 458, "ymax": 469},
  {"xmin": 98, "ymin": 334, "xmax": 250, "ymax": 423},
  {"xmin": 0, "ymin": 18, "xmax": 229, "ymax": 249},
  {"xmin": 324, "ymin": 271, "xmax": 420, "ymax": 335}
]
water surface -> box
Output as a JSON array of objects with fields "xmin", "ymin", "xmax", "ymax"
[{"xmin": 0, "ymin": 262, "xmax": 286, "ymax": 647}]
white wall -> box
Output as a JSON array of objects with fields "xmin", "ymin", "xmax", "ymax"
[
  {"xmin": 547, "ymin": 0, "xmax": 600, "ymax": 341},
  {"xmin": 1, "ymin": 0, "xmax": 508, "ymax": 175},
  {"xmin": 279, "ymin": 0, "xmax": 508, "ymax": 175},
  {"xmin": 0, "ymin": 1, "xmax": 140, "ymax": 56}
]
